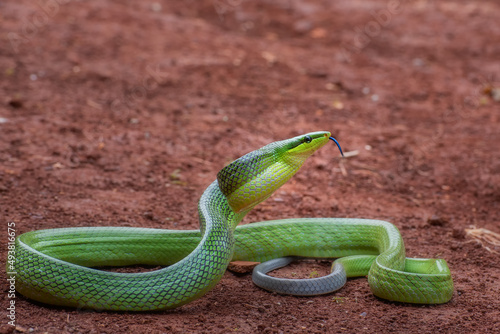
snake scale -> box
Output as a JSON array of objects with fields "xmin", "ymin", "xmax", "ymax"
[{"xmin": 11, "ymin": 131, "xmax": 453, "ymax": 311}]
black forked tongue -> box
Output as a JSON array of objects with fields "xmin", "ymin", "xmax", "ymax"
[{"xmin": 329, "ymin": 137, "xmax": 344, "ymax": 157}]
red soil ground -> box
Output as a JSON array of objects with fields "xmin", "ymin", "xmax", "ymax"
[{"xmin": 1, "ymin": 0, "xmax": 499, "ymax": 333}]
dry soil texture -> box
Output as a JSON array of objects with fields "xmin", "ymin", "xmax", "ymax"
[{"xmin": 1, "ymin": 0, "xmax": 500, "ymax": 333}]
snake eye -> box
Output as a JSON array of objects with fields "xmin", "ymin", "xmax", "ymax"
[{"xmin": 303, "ymin": 135, "xmax": 312, "ymax": 143}]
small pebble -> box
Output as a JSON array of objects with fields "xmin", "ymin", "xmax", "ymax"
[
  {"xmin": 310, "ymin": 27, "xmax": 327, "ymax": 38},
  {"xmin": 8, "ymin": 99, "xmax": 22, "ymax": 108},
  {"xmin": 293, "ymin": 20, "xmax": 312, "ymax": 33},
  {"xmin": 452, "ymin": 228, "xmax": 466, "ymax": 239},
  {"xmin": 0, "ymin": 324, "xmax": 15, "ymax": 334},
  {"xmin": 427, "ymin": 215, "xmax": 448, "ymax": 226},
  {"xmin": 412, "ymin": 58, "xmax": 425, "ymax": 67},
  {"xmin": 151, "ymin": 3, "xmax": 162, "ymax": 12},
  {"xmin": 491, "ymin": 88, "xmax": 500, "ymax": 102},
  {"xmin": 228, "ymin": 261, "xmax": 260, "ymax": 274}
]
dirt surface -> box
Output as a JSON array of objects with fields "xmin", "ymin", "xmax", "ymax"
[{"xmin": 1, "ymin": 0, "xmax": 500, "ymax": 333}]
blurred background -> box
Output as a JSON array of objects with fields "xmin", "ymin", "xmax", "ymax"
[{"xmin": 1, "ymin": 1, "xmax": 499, "ymax": 333}]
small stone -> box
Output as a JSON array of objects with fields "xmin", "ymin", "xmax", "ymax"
[
  {"xmin": 427, "ymin": 215, "xmax": 448, "ymax": 226},
  {"xmin": 491, "ymin": 88, "xmax": 500, "ymax": 102},
  {"xmin": 332, "ymin": 100, "xmax": 344, "ymax": 110},
  {"xmin": 310, "ymin": 27, "xmax": 327, "ymax": 38},
  {"xmin": 228, "ymin": 261, "xmax": 260, "ymax": 274},
  {"xmin": 412, "ymin": 58, "xmax": 425, "ymax": 67},
  {"xmin": 151, "ymin": 3, "xmax": 162, "ymax": 12},
  {"xmin": 293, "ymin": 20, "xmax": 312, "ymax": 33},
  {"xmin": 16, "ymin": 325, "xmax": 28, "ymax": 333},
  {"xmin": 452, "ymin": 228, "xmax": 466, "ymax": 239},
  {"xmin": 8, "ymin": 99, "xmax": 22, "ymax": 109},
  {"xmin": 0, "ymin": 325, "xmax": 15, "ymax": 334},
  {"xmin": 261, "ymin": 51, "xmax": 277, "ymax": 65}
]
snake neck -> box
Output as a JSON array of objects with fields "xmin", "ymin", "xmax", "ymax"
[{"xmin": 198, "ymin": 180, "xmax": 247, "ymax": 238}]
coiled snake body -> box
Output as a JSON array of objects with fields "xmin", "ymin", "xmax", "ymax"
[{"xmin": 11, "ymin": 132, "xmax": 453, "ymax": 311}]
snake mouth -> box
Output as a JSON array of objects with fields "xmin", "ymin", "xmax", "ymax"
[
  {"xmin": 287, "ymin": 131, "xmax": 330, "ymax": 149},
  {"xmin": 285, "ymin": 131, "xmax": 330, "ymax": 156}
]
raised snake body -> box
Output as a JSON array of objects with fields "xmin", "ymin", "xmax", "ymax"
[{"xmin": 10, "ymin": 131, "xmax": 453, "ymax": 310}]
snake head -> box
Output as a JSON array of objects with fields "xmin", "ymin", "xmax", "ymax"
[{"xmin": 217, "ymin": 131, "xmax": 335, "ymax": 213}]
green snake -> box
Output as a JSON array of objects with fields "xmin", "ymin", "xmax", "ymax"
[{"xmin": 11, "ymin": 131, "xmax": 453, "ymax": 311}]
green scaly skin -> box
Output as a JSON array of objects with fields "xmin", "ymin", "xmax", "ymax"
[{"xmin": 10, "ymin": 132, "xmax": 453, "ymax": 311}]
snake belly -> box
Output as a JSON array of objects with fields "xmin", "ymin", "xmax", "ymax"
[{"xmin": 10, "ymin": 132, "xmax": 453, "ymax": 310}]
